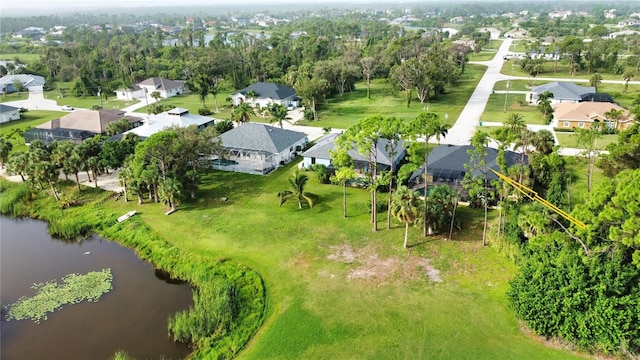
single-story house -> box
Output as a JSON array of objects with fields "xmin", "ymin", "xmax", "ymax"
[
  {"xmin": 0, "ymin": 104, "xmax": 21, "ymax": 123},
  {"xmin": 137, "ymin": 77, "xmax": 184, "ymax": 98},
  {"xmin": 477, "ymin": 27, "xmax": 502, "ymax": 39},
  {"xmin": 24, "ymin": 109, "xmax": 143, "ymax": 145},
  {"xmin": 301, "ymin": 132, "xmax": 407, "ymax": 174},
  {"xmin": 122, "ymin": 107, "xmax": 217, "ymax": 139},
  {"xmin": 408, "ymin": 145, "xmax": 522, "ymax": 190},
  {"xmin": 608, "ymin": 30, "xmax": 640, "ymax": 38},
  {"xmin": 216, "ymin": 123, "xmax": 308, "ymax": 175},
  {"xmin": 231, "ymin": 82, "xmax": 300, "ymax": 109},
  {"xmin": 529, "ymin": 82, "xmax": 598, "ymax": 105},
  {"xmin": 553, "ymin": 102, "xmax": 634, "ymax": 131},
  {"xmin": 114, "ymin": 84, "xmax": 145, "ymax": 101},
  {"xmin": 505, "ymin": 28, "xmax": 530, "ymax": 38},
  {"xmin": 0, "ymin": 74, "xmax": 46, "ymax": 93}
]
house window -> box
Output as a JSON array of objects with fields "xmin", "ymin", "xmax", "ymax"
[
  {"xmin": 578, "ymin": 122, "xmax": 585, "ymax": 128},
  {"xmin": 311, "ymin": 157, "xmax": 316, "ymax": 165},
  {"xmin": 563, "ymin": 121, "xmax": 569, "ymax": 127}
]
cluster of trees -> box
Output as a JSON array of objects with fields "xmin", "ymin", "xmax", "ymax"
[
  {"xmin": 491, "ymin": 123, "xmax": 640, "ymax": 356},
  {"xmin": 3, "ymin": 124, "xmax": 222, "ymax": 213}
]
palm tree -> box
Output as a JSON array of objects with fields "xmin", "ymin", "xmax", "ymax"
[
  {"xmin": 334, "ymin": 167, "xmax": 357, "ymax": 218},
  {"xmin": 231, "ymin": 102, "xmax": 255, "ymax": 125},
  {"xmin": 536, "ymin": 91, "xmax": 554, "ymax": 121},
  {"xmin": 150, "ymin": 91, "xmax": 161, "ymax": 112},
  {"xmin": 390, "ymin": 185, "xmax": 421, "ymax": 249},
  {"xmin": 604, "ymin": 108, "xmax": 625, "ymax": 130},
  {"xmin": 505, "ymin": 112, "xmax": 526, "ymax": 135},
  {"xmin": 532, "ymin": 130, "xmax": 556, "ymax": 154},
  {"xmin": 6, "ymin": 150, "xmax": 29, "ymax": 181},
  {"xmin": 0, "ymin": 136, "xmax": 13, "ymax": 168},
  {"xmin": 432, "ymin": 122, "xmax": 451, "ymax": 145},
  {"xmin": 589, "ymin": 73, "xmax": 603, "ymax": 92},
  {"xmin": 158, "ymin": 176, "xmax": 182, "ymax": 213},
  {"xmin": 278, "ymin": 170, "xmax": 313, "ymax": 209},
  {"xmin": 268, "ymin": 103, "xmax": 288, "ymax": 129},
  {"xmin": 622, "ymin": 71, "xmax": 634, "ymax": 93}
]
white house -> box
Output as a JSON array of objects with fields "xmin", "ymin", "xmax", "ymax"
[
  {"xmin": 114, "ymin": 84, "xmax": 145, "ymax": 101},
  {"xmin": 301, "ymin": 132, "xmax": 407, "ymax": 174},
  {"xmin": 123, "ymin": 107, "xmax": 217, "ymax": 139},
  {"xmin": 0, "ymin": 104, "xmax": 21, "ymax": 123},
  {"xmin": 528, "ymin": 82, "xmax": 595, "ymax": 105},
  {"xmin": 477, "ymin": 27, "xmax": 502, "ymax": 39},
  {"xmin": 137, "ymin": 77, "xmax": 184, "ymax": 99},
  {"xmin": 231, "ymin": 82, "xmax": 299, "ymax": 109}
]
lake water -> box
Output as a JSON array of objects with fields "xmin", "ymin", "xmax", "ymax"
[{"xmin": 0, "ymin": 215, "xmax": 193, "ymax": 360}]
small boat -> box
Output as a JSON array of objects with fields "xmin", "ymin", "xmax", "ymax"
[{"xmin": 117, "ymin": 210, "xmax": 137, "ymax": 223}]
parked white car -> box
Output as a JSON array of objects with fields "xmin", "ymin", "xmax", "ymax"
[{"xmin": 61, "ymin": 105, "xmax": 74, "ymax": 111}]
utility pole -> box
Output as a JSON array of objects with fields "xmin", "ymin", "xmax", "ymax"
[{"xmin": 503, "ymin": 79, "xmax": 510, "ymax": 113}]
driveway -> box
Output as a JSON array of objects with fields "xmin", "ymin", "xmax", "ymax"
[{"xmin": 2, "ymin": 89, "xmax": 65, "ymax": 111}]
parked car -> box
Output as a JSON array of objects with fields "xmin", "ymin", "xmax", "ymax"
[
  {"xmin": 287, "ymin": 104, "xmax": 295, "ymax": 111},
  {"xmin": 61, "ymin": 105, "xmax": 75, "ymax": 111}
]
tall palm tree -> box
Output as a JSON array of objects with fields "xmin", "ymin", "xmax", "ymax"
[
  {"xmin": 158, "ymin": 176, "xmax": 182, "ymax": 213},
  {"xmin": 390, "ymin": 185, "xmax": 421, "ymax": 249},
  {"xmin": 505, "ymin": 112, "xmax": 526, "ymax": 135},
  {"xmin": 231, "ymin": 102, "xmax": 255, "ymax": 125},
  {"xmin": 432, "ymin": 122, "xmax": 451, "ymax": 145},
  {"xmin": 622, "ymin": 71, "xmax": 634, "ymax": 93},
  {"xmin": 268, "ymin": 103, "xmax": 288, "ymax": 128},
  {"xmin": 278, "ymin": 171, "xmax": 313, "ymax": 209}
]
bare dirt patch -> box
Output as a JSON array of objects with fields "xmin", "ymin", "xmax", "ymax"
[{"xmin": 325, "ymin": 244, "xmax": 442, "ymax": 284}]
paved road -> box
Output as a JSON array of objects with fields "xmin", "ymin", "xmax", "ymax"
[
  {"xmin": 443, "ymin": 38, "xmax": 512, "ymax": 145},
  {"xmin": 1, "ymin": 89, "xmax": 66, "ymax": 111}
]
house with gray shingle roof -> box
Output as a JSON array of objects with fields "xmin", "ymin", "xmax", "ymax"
[
  {"xmin": 216, "ymin": 123, "xmax": 307, "ymax": 175},
  {"xmin": 408, "ymin": 145, "xmax": 523, "ymax": 196},
  {"xmin": 137, "ymin": 77, "xmax": 184, "ymax": 98},
  {"xmin": 0, "ymin": 74, "xmax": 46, "ymax": 93},
  {"xmin": 301, "ymin": 132, "xmax": 407, "ymax": 174},
  {"xmin": 123, "ymin": 107, "xmax": 216, "ymax": 139},
  {"xmin": 0, "ymin": 104, "xmax": 21, "ymax": 123},
  {"xmin": 231, "ymin": 82, "xmax": 299, "ymax": 109},
  {"xmin": 529, "ymin": 82, "xmax": 596, "ymax": 105}
]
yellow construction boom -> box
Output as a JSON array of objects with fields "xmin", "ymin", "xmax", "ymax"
[{"xmin": 490, "ymin": 169, "xmax": 587, "ymax": 230}]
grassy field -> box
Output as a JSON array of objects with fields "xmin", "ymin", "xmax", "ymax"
[
  {"xmin": 98, "ymin": 161, "xmax": 588, "ymax": 360},
  {"xmin": 0, "ymin": 110, "xmax": 66, "ymax": 152},
  {"xmin": 43, "ymin": 90, "xmax": 138, "ymax": 110},
  {"xmin": 556, "ymin": 133, "xmax": 617, "ymax": 149},
  {"xmin": 468, "ymin": 50, "xmax": 497, "ymax": 61},
  {"xmin": 565, "ymin": 156, "xmax": 607, "ymax": 210},
  {"xmin": 301, "ymin": 64, "xmax": 487, "ymax": 129},
  {"xmin": 508, "ymin": 40, "xmax": 528, "ymax": 53},
  {"xmin": 1, "ymin": 91, "xmax": 29, "ymax": 101},
  {"xmin": 0, "ymin": 53, "xmax": 41, "ymax": 63},
  {"xmin": 133, "ymin": 90, "xmax": 244, "ymax": 121},
  {"xmin": 481, "ymin": 93, "xmax": 547, "ymax": 125},
  {"xmin": 500, "ymin": 59, "xmax": 638, "ymax": 81}
]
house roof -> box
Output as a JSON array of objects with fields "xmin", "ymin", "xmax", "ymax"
[
  {"xmin": 125, "ymin": 108, "xmax": 216, "ymax": 138},
  {"xmin": 302, "ymin": 132, "xmax": 407, "ymax": 167},
  {"xmin": 220, "ymin": 123, "xmax": 307, "ymax": 154},
  {"xmin": 553, "ymin": 102, "xmax": 631, "ymax": 122},
  {"xmin": 0, "ymin": 104, "xmax": 20, "ymax": 113},
  {"xmin": 137, "ymin": 77, "xmax": 183, "ymax": 91},
  {"xmin": 0, "ymin": 74, "xmax": 46, "ymax": 87},
  {"xmin": 532, "ymin": 82, "xmax": 594, "ymax": 101},
  {"xmin": 115, "ymin": 84, "xmax": 142, "ymax": 92},
  {"xmin": 409, "ymin": 145, "xmax": 523, "ymax": 183},
  {"xmin": 234, "ymin": 82, "xmax": 297, "ymax": 100},
  {"xmin": 36, "ymin": 109, "xmax": 141, "ymax": 134}
]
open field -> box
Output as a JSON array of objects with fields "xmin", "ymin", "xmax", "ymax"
[
  {"xmin": 0, "ymin": 53, "xmax": 41, "ymax": 63},
  {"xmin": 0, "ymin": 110, "xmax": 66, "ymax": 152},
  {"xmin": 500, "ymin": 59, "xmax": 638, "ymax": 81},
  {"xmin": 43, "ymin": 90, "xmax": 138, "ymax": 110},
  {"xmin": 300, "ymin": 64, "xmax": 487, "ymax": 129},
  {"xmin": 1, "ymin": 91, "xmax": 29, "ymax": 101},
  {"xmin": 556, "ymin": 133, "xmax": 617, "ymax": 149},
  {"xmin": 98, "ymin": 160, "xmax": 589, "ymax": 359},
  {"xmin": 468, "ymin": 50, "xmax": 497, "ymax": 61},
  {"xmin": 481, "ymin": 93, "xmax": 547, "ymax": 125}
]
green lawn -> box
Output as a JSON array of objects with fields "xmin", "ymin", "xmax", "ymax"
[
  {"xmin": 134, "ymin": 90, "xmax": 246, "ymax": 121},
  {"xmin": 0, "ymin": 53, "xmax": 41, "ymax": 63},
  {"xmin": 0, "ymin": 110, "xmax": 66, "ymax": 152},
  {"xmin": 565, "ymin": 156, "xmax": 607, "ymax": 210},
  {"xmin": 508, "ymin": 40, "xmax": 528, "ymax": 53},
  {"xmin": 481, "ymin": 93, "xmax": 547, "ymax": 125},
  {"xmin": 100, "ymin": 161, "xmax": 588, "ymax": 360},
  {"xmin": 501, "ymin": 59, "xmax": 638, "ymax": 81},
  {"xmin": 485, "ymin": 39, "xmax": 503, "ymax": 50},
  {"xmin": 43, "ymin": 90, "xmax": 138, "ymax": 110},
  {"xmin": 493, "ymin": 79, "xmax": 546, "ymax": 92},
  {"xmin": 1, "ymin": 91, "xmax": 29, "ymax": 101},
  {"xmin": 556, "ymin": 133, "xmax": 617, "ymax": 149},
  {"xmin": 468, "ymin": 50, "xmax": 497, "ymax": 61},
  {"xmin": 301, "ymin": 64, "xmax": 487, "ymax": 129}
]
